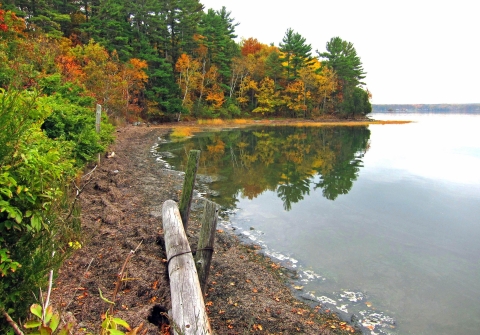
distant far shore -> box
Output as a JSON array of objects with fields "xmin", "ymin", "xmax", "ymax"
[{"xmin": 373, "ymin": 103, "xmax": 480, "ymax": 113}]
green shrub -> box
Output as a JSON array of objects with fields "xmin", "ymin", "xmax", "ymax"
[
  {"xmin": 0, "ymin": 88, "xmax": 111, "ymax": 331},
  {"xmin": 40, "ymin": 93, "xmax": 114, "ymax": 165}
]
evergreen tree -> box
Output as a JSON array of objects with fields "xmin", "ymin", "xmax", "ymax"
[
  {"xmin": 264, "ymin": 49, "xmax": 283, "ymax": 86},
  {"xmin": 162, "ymin": 0, "xmax": 204, "ymax": 66},
  {"xmin": 318, "ymin": 36, "xmax": 366, "ymax": 88},
  {"xmin": 144, "ymin": 56, "xmax": 185, "ymax": 121},
  {"xmin": 199, "ymin": 7, "xmax": 239, "ymax": 85},
  {"xmin": 279, "ymin": 28, "xmax": 314, "ymax": 82},
  {"xmin": 83, "ymin": 0, "xmax": 134, "ymax": 60},
  {"xmin": 318, "ymin": 37, "xmax": 370, "ymax": 116},
  {"xmin": 2, "ymin": 0, "xmax": 72, "ymax": 37}
]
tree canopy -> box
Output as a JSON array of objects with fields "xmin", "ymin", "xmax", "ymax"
[
  {"xmin": 0, "ymin": 1, "xmax": 372, "ymax": 120},
  {"xmin": 318, "ymin": 36, "xmax": 371, "ymax": 116}
]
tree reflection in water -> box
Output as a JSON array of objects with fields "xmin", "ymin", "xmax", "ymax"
[{"xmin": 160, "ymin": 125, "xmax": 370, "ymax": 210}]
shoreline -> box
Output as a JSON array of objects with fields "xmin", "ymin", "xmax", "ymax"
[{"xmin": 49, "ymin": 123, "xmax": 376, "ymax": 334}]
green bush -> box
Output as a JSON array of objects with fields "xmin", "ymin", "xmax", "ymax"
[
  {"xmin": 40, "ymin": 93, "xmax": 114, "ymax": 165},
  {"xmin": 0, "ymin": 87, "xmax": 112, "ymax": 331}
]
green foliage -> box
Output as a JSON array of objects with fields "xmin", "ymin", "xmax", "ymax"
[
  {"xmin": 223, "ymin": 99, "xmax": 242, "ymax": 117},
  {"xmin": 341, "ymin": 87, "xmax": 372, "ymax": 117},
  {"xmin": 200, "ymin": 7, "xmax": 240, "ymax": 80},
  {"xmin": 40, "ymin": 94, "xmax": 114, "ymax": 165},
  {"xmin": 37, "ymin": 75, "xmax": 114, "ymax": 164},
  {"xmin": 197, "ymin": 105, "xmax": 220, "ymax": 119},
  {"xmin": 0, "ymin": 88, "xmax": 105, "ymax": 331},
  {"xmin": 98, "ymin": 311, "xmax": 131, "ymax": 335},
  {"xmin": 24, "ymin": 304, "xmax": 73, "ymax": 335},
  {"xmin": 143, "ymin": 56, "xmax": 186, "ymax": 121},
  {"xmin": 279, "ymin": 28, "xmax": 314, "ymax": 81},
  {"xmin": 264, "ymin": 50, "xmax": 283, "ymax": 84},
  {"xmin": 0, "ymin": 89, "xmax": 53, "ymax": 161},
  {"xmin": 83, "ymin": 0, "xmax": 134, "ymax": 61},
  {"xmin": 318, "ymin": 37, "xmax": 369, "ymax": 116},
  {"xmin": 318, "ymin": 36, "xmax": 366, "ymax": 88}
]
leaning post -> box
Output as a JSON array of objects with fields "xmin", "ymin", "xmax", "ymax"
[
  {"xmin": 178, "ymin": 150, "xmax": 200, "ymax": 231},
  {"xmin": 194, "ymin": 199, "xmax": 218, "ymax": 295}
]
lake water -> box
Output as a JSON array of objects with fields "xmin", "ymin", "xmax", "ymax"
[{"xmin": 156, "ymin": 113, "xmax": 480, "ymax": 335}]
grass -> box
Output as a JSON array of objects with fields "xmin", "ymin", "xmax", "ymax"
[
  {"xmin": 170, "ymin": 126, "xmax": 199, "ymax": 138},
  {"xmin": 197, "ymin": 119, "xmax": 225, "ymax": 125}
]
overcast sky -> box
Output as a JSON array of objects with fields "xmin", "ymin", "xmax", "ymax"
[{"xmin": 200, "ymin": 0, "xmax": 479, "ymax": 104}]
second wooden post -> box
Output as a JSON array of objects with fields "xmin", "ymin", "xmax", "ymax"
[
  {"xmin": 194, "ymin": 200, "xmax": 218, "ymax": 295},
  {"xmin": 178, "ymin": 150, "xmax": 200, "ymax": 231}
]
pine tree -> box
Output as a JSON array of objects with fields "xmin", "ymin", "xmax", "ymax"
[
  {"xmin": 84, "ymin": 0, "xmax": 133, "ymax": 60},
  {"xmin": 318, "ymin": 36, "xmax": 366, "ymax": 88},
  {"xmin": 199, "ymin": 6, "xmax": 239, "ymax": 85},
  {"xmin": 279, "ymin": 28, "xmax": 314, "ymax": 82},
  {"xmin": 318, "ymin": 37, "xmax": 370, "ymax": 117}
]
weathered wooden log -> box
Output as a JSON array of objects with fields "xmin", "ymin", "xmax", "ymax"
[
  {"xmin": 162, "ymin": 200, "xmax": 212, "ymax": 335},
  {"xmin": 194, "ymin": 200, "xmax": 218, "ymax": 295},
  {"xmin": 178, "ymin": 150, "xmax": 200, "ymax": 230}
]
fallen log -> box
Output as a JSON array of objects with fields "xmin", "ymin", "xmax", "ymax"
[{"xmin": 162, "ymin": 199, "xmax": 212, "ymax": 335}]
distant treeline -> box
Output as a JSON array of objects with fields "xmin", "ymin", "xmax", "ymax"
[{"xmin": 373, "ymin": 104, "xmax": 480, "ymax": 113}]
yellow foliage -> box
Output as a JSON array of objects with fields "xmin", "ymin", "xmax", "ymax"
[
  {"xmin": 232, "ymin": 119, "xmax": 248, "ymax": 124},
  {"xmin": 207, "ymin": 141, "xmax": 225, "ymax": 154},
  {"xmin": 197, "ymin": 119, "xmax": 225, "ymax": 125},
  {"xmin": 170, "ymin": 127, "xmax": 198, "ymax": 138}
]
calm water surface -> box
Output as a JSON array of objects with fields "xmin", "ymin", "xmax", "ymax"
[{"xmin": 158, "ymin": 113, "xmax": 480, "ymax": 335}]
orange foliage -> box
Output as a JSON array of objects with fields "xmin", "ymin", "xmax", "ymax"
[
  {"xmin": 205, "ymin": 84, "xmax": 225, "ymax": 109},
  {"xmin": 122, "ymin": 58, "xmax": 149, "ymax": 121},
  {"xmin": 241, "ymin": 37, "xmax": 262, "ymax": 56},
  {"xmin": 56, "ymin": 54, "xmax": 84, "ymax": 82},
  {"xmin": 242, "ymin": 183, "xmax": 264, "ymax": 199},
  {"xmin": 0, "ymin": 9, "xmax": 25, "ymax": 34},
  {"xmin": 207, "ymin": 138, "xmax": 225, "ymax": 154},
  {"xmin": 193, "ymin": 34, "xmax": 208, "ymax": 58},
  {"xmin": 0, "ymin": 9, "xmax": 7, "ymax": 32},
  {"xmin": 175, "ymin": 53, "xmax": 202, "ymax": 111}
]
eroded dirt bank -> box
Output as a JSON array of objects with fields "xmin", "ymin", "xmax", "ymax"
[{"xmin": 51, "ymin": 125, "xmax": 360, "ymax": 335}]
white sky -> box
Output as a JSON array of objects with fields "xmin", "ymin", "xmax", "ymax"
[{"xmin": 200, "ymin": 0, "xmax": 480, "ymax": 104}]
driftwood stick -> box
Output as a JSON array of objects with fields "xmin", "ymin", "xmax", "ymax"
[
  {"xmin": 178, "ymin": 150, "xmax": 200, "ymax": 231},
  {"xmin": 108, "ymin": 240, "xmax": 143, "ymax": 315},
  {"xmin": 65, "ymin": 165, "xmax": 96, "ymax": 221},
  {"xmin": 194, "ymin": 200, "xmax": 218, "ymax": 295},
  {"xmin": 162, "ymin": 200, "xmax": 212, "ymax": 335},
  {"xmin": 1, "ymin": 309, "xmax": 24, "ymax": 335}
]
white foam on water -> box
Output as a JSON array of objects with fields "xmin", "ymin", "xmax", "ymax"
[
  {"xmin": 337, "ymin": 304, "xmax": 348, "ymax": 313},
  {"xmin": 340, "ymin": 291, "xmax": 364, "ymax": 303}
]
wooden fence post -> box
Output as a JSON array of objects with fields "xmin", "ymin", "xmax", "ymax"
[
  {"xmin": 194, "ymin": 200, "xmax": 218, "ymax": 295},
  {"xmin": 178, "ymin": 150, "xmax": 200, "ymax": 231},
  {"xmin": 162, "ymin": 200, "xmax": 212, "ymax": 335},
  {"xmin": 96, "ymin": 104, "xmax": 101, "ymax": 164},
  {"xmin": 95, "ymin": 104, "xmax": 101, "ymax": 133}
]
